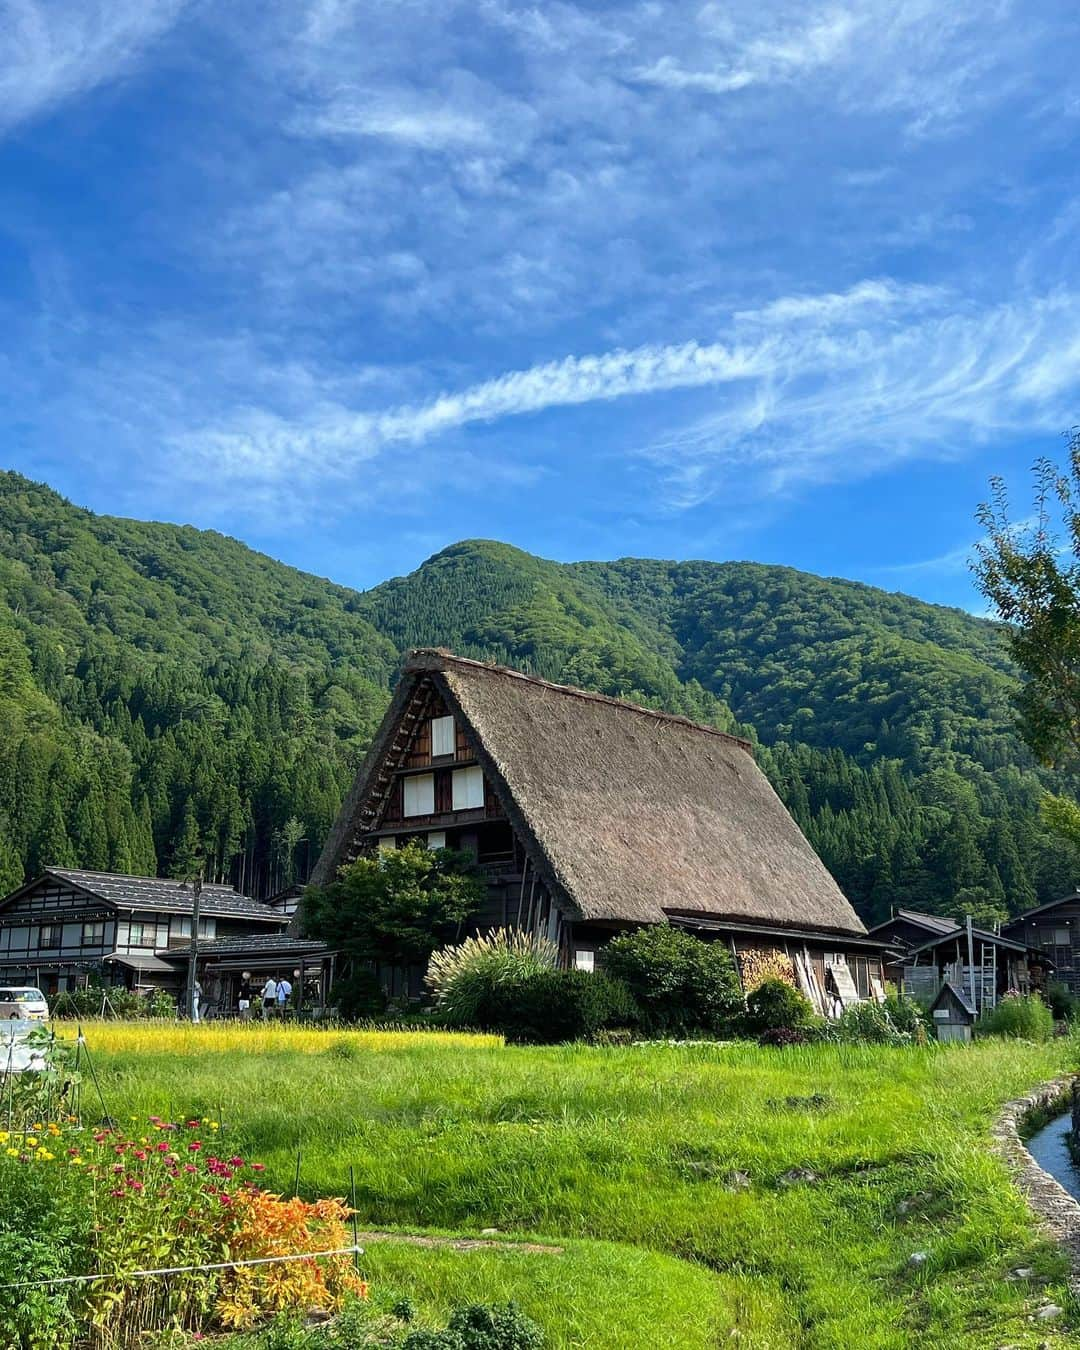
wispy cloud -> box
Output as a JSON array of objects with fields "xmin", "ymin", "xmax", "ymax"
[
  {"xmin": 635, "ymin": 9, "xmax": 857, "ymax": 96},
  {"xmin": 0, "ymin": 0, "xmax": 187, "ymax": 133},
  {"xmin": 174, "ymin": 284, "xmax": 1080, "ymax": 518}
]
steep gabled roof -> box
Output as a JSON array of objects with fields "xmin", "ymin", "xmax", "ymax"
[
  {"xmin": 902, "ymin": 925, "xmax": 1033, "ymax": 959},
  {"xmin": 313, "ymin": 649, "xmax": 867, "ymax": 937},
  {"xmin": 0, "ymin": 869, "xmax": 285, "ymax": 923}
]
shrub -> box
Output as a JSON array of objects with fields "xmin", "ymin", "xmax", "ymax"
[
  {"xmin": 330, "ymin": 969, "xmax": 388, "ymax": 1021},
  {"xmin": 831, "ymin": 1000, "xmax": 911, "ymax": 1045},
  {"xmin": 498, "ymin": 969, "xmax": 637, "ymax": 1044},
  {"xmin": 881, "ymin": 994, "xmax": 925, "ymax": 1037},
  {"xmin": 978, "ymin": 993, "xmax": 1054, "ymax": 1042},
  {"xmin": 601, "ymin": 927, "xmax": 742, "ymax": 1036},
  {"xmin": 744, "ymin": 978, "xmax": 815, "ymax": 1035},
  {"xmin": 426, "ymin": 930, "xmax": 557, "ymax": 1030},
  {"xmin": 402, "ymin": 1303, "xmax": 545, "ymax": 1350},
  {"xmin": 757, "ymin": 1026, "xmax": 811, "ymax": 1048},
  {"xmin": 1044, "ymin": 980, "xmax": 1076, "ymax": 1022}
]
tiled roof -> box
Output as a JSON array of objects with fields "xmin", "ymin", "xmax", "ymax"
[
  {"xmin": 45, "ymin": 870, "xmax": 285, "ymax": 922},
  {"xmin": 157, "ymin": 934, "xmax": 331, "ymax": 960}
]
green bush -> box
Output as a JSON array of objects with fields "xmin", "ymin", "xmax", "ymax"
[
  {"xmin": 978, "ymin": 993, "xmax": 1054, "ymax": 1042},
  {"xmin": 402, "ymin": 1303, "xmax": 545, "ymax": 1350},
  {"xmin": 881, "ymin": 994, "xmax": 925, "ymax": 1037},
  {"xmin": 831, "ymin": 1000, "xmax": 913, "ymax": 1045},
  {"xmin": 330, "ymin": 968, "xmax": 388, "ymax": 1021},
  {"xmin": 498, "ymin": 969, "xmax": 637, "ymax": 1044},
  {"xmin": 427, "ymin": 930, "xmax": 557, "ymax": 1030},
  {"xmin": 1044, "ymin": 981, "xmax": 1076, "ymax": 1022},
  {"xmin": 743, "ymin": 979, "xmax": 815, "ymax": 1035},
  {"xmin": 601, "ymin": 927, "xmax": 742, "ymax": 1036}
]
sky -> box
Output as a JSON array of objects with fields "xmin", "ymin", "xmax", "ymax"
[{"xmin": 2, "ymin": 1, "xmax": 1080, "ymax": 609}]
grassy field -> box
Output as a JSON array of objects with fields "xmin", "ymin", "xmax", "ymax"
[{"xmin": 80, "ymin": 1022, "xmax": 1080, "ymax": 1348}]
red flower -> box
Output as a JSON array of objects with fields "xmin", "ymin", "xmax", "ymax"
[
  {"xmin": 184, "ymin": 1164, "xmax": 197, "ymax": 1173},
  {"xmin": 250, "ymin": 1163, "xmax": 265, "ymax": 1172},
  {"xmin": 134, "ymin": 1150, "xmax": 148, "ymax": 1161},
  {"xmin": 109, "ymin": 1189, "xmax": 125, "ymax": 1198},
  {"xmin": 228, "ymin": 1156, "xmax": 244, "ymax": 1168},
  {"xmin": 188, "ymin": 1141, "xmax": 202, "ymax": 1152}
]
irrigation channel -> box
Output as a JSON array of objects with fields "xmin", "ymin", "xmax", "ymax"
[{"xmin": 1026, "ymin": 1111, "xmax": 1080, "ymax": 1201}]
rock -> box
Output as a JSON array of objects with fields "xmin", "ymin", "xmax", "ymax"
[
  {"xmin": 480, "ymin": 1227, "xmax": 499, "ymax": 1235},
  {"xmin": 779, "ymin": 1167, "xmax": 818, "ymax": 1186},
  {"xmin": 725, "ymin": 1170, "xmax": 751, "ymax": 1190},
  {"xmin": 908, "ymin": 1252, "xmax": 929, "ymax": 1269},
  {"xmin": 1006, "ymin": 1267, "xmax": 1035, "ymax": 1280},
  {"xmin": 1035, "ymin": 1304, "xmax": 1063, "ymax": 1322}
]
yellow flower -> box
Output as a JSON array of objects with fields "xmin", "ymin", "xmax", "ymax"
[
  {"xmin": 35, "ymin": 1148, "xmax": 54, "ymax": 1161},
  {"xmin": 5, "ymin": 1148, "xmax": 18, "ymax": 1158},
  {"xmin": 47, "ymin": 1123, "xmax": 61, "ymax": 1137},
  {"xmin": 210, "ymin": 1122, "xmax": 220, "ymax": 1131},
  {"xmin": 0, "ymin": 1131, "xmax": 8, "ymax": 1144},
  {"xmin": 25, "ymin": 1136, "xmax": 38, "ymax": 1147},
  {"xmin": 69, "ymin": 1156, "xmax": 84, "ymax": 1166}
]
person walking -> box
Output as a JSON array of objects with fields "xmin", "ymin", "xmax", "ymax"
[
  {"xmin": 260, "ymin": 975, "xmax": 278, "ymax": 1019},
  {"xmin": 237, "ymin": 973, "xmax": 253, "ymax": 1020},
  {"xmin": 276, "ymin": 976, "xmax": 292, "ymax": 1018}
]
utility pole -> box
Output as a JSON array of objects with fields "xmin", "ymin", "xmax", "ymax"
[{"xmin": 181, "ymin": 869, "xmax": 204, "ymax": 1022}]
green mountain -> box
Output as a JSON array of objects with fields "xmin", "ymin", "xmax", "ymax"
[{"xmin": 0, "ymin": 473, "xmax": 1073, "ymax": 923}]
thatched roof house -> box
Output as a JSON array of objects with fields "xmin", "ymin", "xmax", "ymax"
[{"xmin": 309, "ymin": 650, "xmax": 885, "ymax": 1003}]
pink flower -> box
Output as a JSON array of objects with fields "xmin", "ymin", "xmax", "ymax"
[
  {"xmin": 133, "ymin": 1150, "xmax": 147, "ymax": 1161},
  {"xmin": 228, "ymin": 1156, "xmax": 244, "ymax": 1168},
  {"xmin": 188, "ymin": 1141, "xmax": 202, "ymax": 1153},
  {"xmin": 157, "ymin": 1142, "xmax": 170, "ymax": 1153},
  {"xmin": 112, "ymin": 1164, "xmax": 124, "ymax": 1174},
  {"xmin": 250, "ymin": 1163, "xmax": 265, "ymax": 1173},
  {"xmin": 109, "ymin": 1189, "xmax": 125, "ymax": 1198},
  {"xmin": 184, "ymin": 1164, "xmax": 197, "ymax": 1173}
]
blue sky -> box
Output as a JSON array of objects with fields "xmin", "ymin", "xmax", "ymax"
[{"xmin": 2, "ymin": 2, "xmax": 1080, "ymax": 609}]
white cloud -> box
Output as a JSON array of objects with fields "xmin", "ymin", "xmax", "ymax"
[
  {"xmin": 0, "ymin": 0, "xmax": 187, "ymax": 132},
  {"xmin": 290, "ymin": 96, "xmax": 491, "ymax": 148},
  {"xmin": 635, "ymin": 8, "xmax": 857, "ymax": 95}
]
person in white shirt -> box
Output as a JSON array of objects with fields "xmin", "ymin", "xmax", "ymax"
[
  {"xmin": 276, "ymin": 977, "xmax": 292, "ymax": 1016},
  {"xmin": 260, "ymin": 976, "xmax": 278, "ymax": 1018}
]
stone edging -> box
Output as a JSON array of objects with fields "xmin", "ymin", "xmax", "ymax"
[{"xmin": 990, "ymin": 1074, "xmax": 1080, "ymax": 1286}]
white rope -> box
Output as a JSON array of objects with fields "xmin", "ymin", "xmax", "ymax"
[{"xmin": 0, "ymin": 1244, "xmax": 364, "ymax": 1291}]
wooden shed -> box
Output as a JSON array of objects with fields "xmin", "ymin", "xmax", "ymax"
[{"xmin": 929, "ymin": 982, "xmax": 977, "ymax": 1042}]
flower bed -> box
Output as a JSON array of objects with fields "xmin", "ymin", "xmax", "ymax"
[{"xmin": 0, "ymin": 1115, "xmax": 366, "ymax": 1350}]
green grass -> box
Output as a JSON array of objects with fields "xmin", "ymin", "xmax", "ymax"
[{"xmin": 87, "ymin": 1025, "xmax": 1080, "ymax": 1348}]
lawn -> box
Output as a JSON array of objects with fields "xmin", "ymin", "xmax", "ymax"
[{"xmin": 81, "ymin": 1022, "xmax": 1080, "ymax": 1348}]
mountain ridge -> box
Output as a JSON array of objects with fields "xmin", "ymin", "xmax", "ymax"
[{"xmin": 0, "ymin": 468, "xmax": 1072, "ymax": 922}]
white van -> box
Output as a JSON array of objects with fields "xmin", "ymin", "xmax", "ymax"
[{"xmin": 0, "ymin": 987, "xmax": 49, "ymax": 1021}]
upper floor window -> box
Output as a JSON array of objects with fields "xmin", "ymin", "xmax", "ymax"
[
  {"xmin": 39, "ymin": 924, "xmax": 62, "ymax": 950},
  {"xmin": 452, "ymin": 765, "xmax": 484, "ymax": 811},
  {"xmin": 128, "ymin": 921, "xmax": 150, "ymax": 946},
  {"xmin": 81, "ymin": 921, "xmax": 106, "ymax": 946},
  {"xmin": 431, "ymin": 716, "xmax": 455, "ymax": 758},
  {"xmin": 403, "ymin": 773, "xmax": 435, "ymax": 817}
]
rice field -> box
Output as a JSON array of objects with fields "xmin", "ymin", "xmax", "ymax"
[{"xmin": 78, "ymin": 1022, "xmax": 1080, "ymax": 1348}]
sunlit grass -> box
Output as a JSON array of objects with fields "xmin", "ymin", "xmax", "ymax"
[{"xmin": 88, "ymin": 1025, "xmax": 1080, "ymax": 1348}]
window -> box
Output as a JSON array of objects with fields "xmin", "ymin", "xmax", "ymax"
[
  {"xmin": 377, "ymin": 837, "xmax": 397, "ymax": 853},
  {"xmin": 81, "ymin": 921, "xmax": 106, "ymax": 946},
  {"xmin": 174, "ymin": 918, "xmax": 214, "ymax": 938},
  {"xmin": 452, "ymin": 765, "xmax": 484, "ymax": 811},
  {"xmin": 431, "ymin": 716, "xmax": 455, "ymax": 758},
  {"xmin": 128, "ymin": 922, "xmax": 149, "ymax": 946},
  {"xmin": 574, "ymin": 950, "xmax": 595, "ymax": 972},
  {"xmin": 426, "ymin": 831, "xmax": 446, "ymax": 850},
  {"xmin": 403, "ymin": 773, "xmax": 435, "ymax": 817},
  {"xmin": 1053, "ymin": 927, "xmax": 1071, "ymax": 946},
  {"xmin": 39, "ymin": 924, "xmax": 61, "ymax": 950}
]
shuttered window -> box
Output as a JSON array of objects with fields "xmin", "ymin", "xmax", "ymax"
[
  {"xmin": 431, "ymin": 716, "xmax": 455, "ymax": 758},
  {"xmin": 452, "ymin": 765, "xmax": 484, "ymax": 811},
  {"xmin": 403, "ymin": 773, "xmax": 435, "ymax": 817}
]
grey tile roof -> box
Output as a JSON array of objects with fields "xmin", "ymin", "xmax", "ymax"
[
  {"xmin": 46, "ymin": 870, "xmax": 285, "ymax": 922},
  {"xmin": 157, "ymin": 934, "xmax": 331, "ymax": 960}
]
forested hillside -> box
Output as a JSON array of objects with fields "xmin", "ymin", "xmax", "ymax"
[{"xmin": 0, "ymin": 473, "xmax": 1075, "ymax": 923}]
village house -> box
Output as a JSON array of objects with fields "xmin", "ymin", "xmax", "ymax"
[
  {"xmin": 306, "ymin": 648, "xmax": 891, "ymax": 1012},
  {"xmin": 1003, "ymin": 893, "xmax": 1080, "ymax": 997},
  {"xmin": 0, "ymin": 868, "xmax": 335, "ymax": 1012},
  {"xmin": 866, "ymin": 907, "xmax": 1052, "ymax": 1013}
]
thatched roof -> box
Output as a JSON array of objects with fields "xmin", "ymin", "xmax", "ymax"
[{"xmin": 313, "ymin": 649, "xmax": 867, "ymax": 938}]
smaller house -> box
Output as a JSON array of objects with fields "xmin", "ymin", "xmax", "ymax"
[
  {"xmin": 929, "ymin": 982, "xmax": 977, "ymax": 1042},
  {"xmin": 1003, "ymin": 894, "xmax": 1080, "ymax": 997},
  {"xmin": 864, "ymin": 909, "xmax": 964, "ymax": 987},
  {"xmin": 163, "ymin": 933, "xmax": 336, "ymax": 1016},
  {"xmin": 0, "ymin": 868, "xmax": 289, "ymax": 996},
  {"xmin": 900, "ymin": 922, "xmax": 1049, "ymax": 1014}
]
